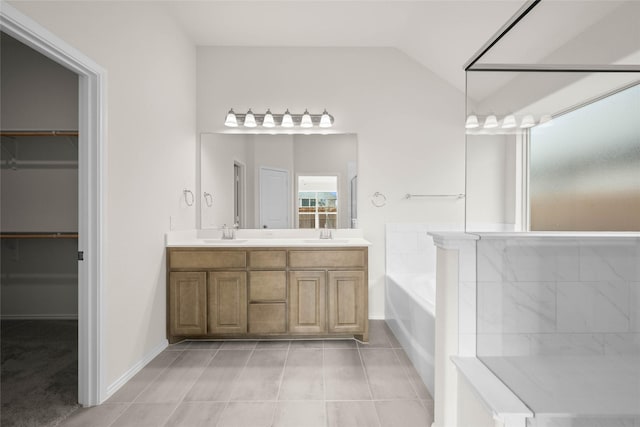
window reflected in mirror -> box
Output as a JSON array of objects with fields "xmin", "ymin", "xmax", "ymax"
[{"xmin": 297, "ymin": 176, "xmax": 337, "ymax": 229}]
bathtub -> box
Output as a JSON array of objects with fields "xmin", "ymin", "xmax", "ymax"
[{"xmin": 385, "ymin": 272, "xmax": 436, "ymax": 396}]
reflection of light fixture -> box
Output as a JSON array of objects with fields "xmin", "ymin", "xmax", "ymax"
[
  {"xmin": 262, "ymin": 109, "xmax": 275, "ymax": 127},
  {"xmin": 502, "ymin": 114, "xmax": 517, "ymax": 129},
  {"xmin": 539, "ymin": 114, "xmax": 553, "ymax": 127},
  {"xmin": 244, "ymin": 109, "xmax": 257, "ymax": 127},
  {"xmin": 520, "ymin": 114, "xmax": 535, "ymax": 128},
  {"xmin": 223, "ymin": 108, "xmax": 334, "ymax": 129},
  {"xmin": 300, "ymin": 109, "xmax": 313, "ymax": 128},
  {"xmin": 319, "ymin": 109, "xmax": 333, "ymax": 128},
  {"xmin": 224, "ymin": 109, "xmax": 238, "ymax": 127},
  {"xmin": 281, "ymin": 109, "xmax": 294, "ymax": 127},
  {"xmin": 484, "ymin": 114, "xmax": 498, "ymax": 128},
  {"xmin": 465, "ymin": 114, "xmax": 480, "ymax": 129}
]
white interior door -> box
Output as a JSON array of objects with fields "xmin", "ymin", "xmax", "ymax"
[{"xmin": 259, "ymin": 167, "xmax": 289, "ymax": 229}]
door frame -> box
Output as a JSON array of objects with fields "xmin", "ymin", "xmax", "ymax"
[{"xmin": 1, "ymin": 3, "xmax": 106, "ymax": 406}]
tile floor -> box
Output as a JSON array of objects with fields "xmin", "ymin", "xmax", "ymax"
[{"xmin": 60, "ymin": 321, "xmax": 433, "ymax": 427}]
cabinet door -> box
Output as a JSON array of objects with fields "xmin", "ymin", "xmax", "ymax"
[
  {"xmin": 169, "ymin": 272, "xmax": 207, "ymax": 336},
  {"xmin": 208, "ymin": 272, "xmax": 247, "ymax": 334},
  {"xmin": 288, "ymin": 271, "xmax": 326, "ymax": 334},
  {"xmin": 328, "ymin": 271, "xmax": 366, "ymax": 334}
]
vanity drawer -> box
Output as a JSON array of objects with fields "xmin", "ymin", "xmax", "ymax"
[
  {"xmin": 249, "ymin": 250, "xmax": 287, "ymax": 269},
  {"xmin": 289, "ymin": 250, "xmax": 366, "ymax": 268},
  {"xmin": 248, "ymin": 303, "xmax": 286, "ymax": 334},
  {"xmin": 169, "ymin": 250, "xmax": 246, "ymax": 269},
  {"xmin": 249, "ymin": 271, "xmax": 287, "ymax": 301}
]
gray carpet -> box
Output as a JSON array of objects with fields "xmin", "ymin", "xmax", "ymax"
[{"xmin": 1, "ymin": 320, "xmax": 80, "ymax": 427}]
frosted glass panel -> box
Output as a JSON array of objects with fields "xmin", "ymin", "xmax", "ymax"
[{"xmin": 530, "ymin": 84, "xmax": 640, "ymax": 231}]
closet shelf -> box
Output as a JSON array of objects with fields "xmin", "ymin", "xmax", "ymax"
[
  {"xmin": 0, "ymin": 232, "xmax": 78, "ymax": 239},
  {"xmin": 0, "ymin": 130, "xmax": 78, "ymax": 137}
]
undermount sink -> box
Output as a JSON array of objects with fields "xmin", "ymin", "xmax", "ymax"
[{"xmin": 303, "ymin": 239, "xmax": 350, "ymax": 244}]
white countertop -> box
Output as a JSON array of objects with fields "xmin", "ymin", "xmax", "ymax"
[{"xmin": 166, "ymin": 229, "xmax": 372, "ymax": 247}]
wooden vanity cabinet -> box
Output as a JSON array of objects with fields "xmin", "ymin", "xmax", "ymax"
[{"xmin": 167, "ymin": 246, "xmax": 368, "ymax": 343}]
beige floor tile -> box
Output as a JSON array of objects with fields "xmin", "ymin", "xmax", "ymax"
[
  {"xmin": 382, "ymin": 322, "xmax": 403, "ymax": 348},
  {"xmin": 186, "ymin": 340, "xmax": 223, "ymax": 350},
  {"xmin": 324, "ymin": 350, "xmax": 371, "ymax": 400},
  {"xmin": 358, "ymin": 321, "xmax": 392, "ymax": 349},
  {"xmin": 279, "ymin": 349, "xmax": 324, "ymax": 400},
  {"xmin": 393, "ymin": 348, "xmax": 433, "ymax": 399},
  {"xmin": 185, "ymin": 349, "xmax": 252, "ymax": 401},
  {"xmin": 290, "ymin": 340, "xmax": 324, "ymax": 349},
  {"xmin": 164, "ymin": 401, "xmax": 226, "ymax": 427},
  {"xmin": 273, "ymin": 401, "xmax": 326, "ymax": 427},
  {"xmin": 219, "ymin": 340, "xmax": 258, "ymax": 350},
  {"xmin": 107, "ymin": 351, "xmax": 181, "ymax": 403},
  {"xmin": 110, "ymin": 402, "xmax": 178, "ymax": 427},
  {"xmin": 326, "ymin": 401, "xmax": 380, "ymax": 427},
  {"xmin": 134, "ymin": 350, "xmax": 214, "ymax": 403},
  {"xmin": 360, "ymin": 349, "xmax": 417, "ymax": 399},
  {"xmin": 217, "ymin": 402, "xmax": 277, "ymax": 427},
  {"xmin": 375, "ymin": 400, "xmax": 433, "ymax": 427},
  {"xmin": 58, "ymin": 403, "xmax": 128, "ymax": 427},
  {"xmin": 231, "ymin": 350, "xmax": 288, "ymax": 401},
  {"xmin": 255, "ymin": 340, "xmax": 291, "ymax": 350},
  {"xmin": 324, "ymin": 339, "xmax": 358, "ymax": 349}
]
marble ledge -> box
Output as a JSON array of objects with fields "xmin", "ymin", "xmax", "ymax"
[{"xmin": 428, "ymin": 232, "xmax": 479, "ymax": 250}]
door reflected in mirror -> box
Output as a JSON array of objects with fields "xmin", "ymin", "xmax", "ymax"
[{"xmin": 200, "ymin": 133, "xmax": 357, "ymax": 229}]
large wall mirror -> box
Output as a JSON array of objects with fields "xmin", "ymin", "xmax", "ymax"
[
  {"xmin": 464, "ymin": 0, "xmax": 640, "ymax": 232},
  {"xmin": 200, "ymin": 133, "xmax": 357, "ymax": 229}
]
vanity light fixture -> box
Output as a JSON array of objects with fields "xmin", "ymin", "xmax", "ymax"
[
  {"xmin": 465, "ymin": 114, "xmax": 480, "ymax": 129},
  {"xmin": 281, "ymin": 109, "xmax": 294, "ymax": 127},
  {"xmin": 300, "ymin": 109, "xmax": 313, "ymax": 128},
  {"xmin": 319, "ymin": 109, "xmax": 333, "ymax": 128},
  {"xmin": 223, "ymin": 108, "xmax": 334, "ymax": 128},
  {"xmin": 224, "ymin": 109, "xmax": 238, "ymax": 127},
  {"xmin": 243, "ymin": 109, "xmax": 257, "ymax": 128},
  {"xmin": 502, "ymin": 114, "xmax": 517, "ymax": 129},
  {"xmin": 263, "ymin": 109, "xmax": 275, "ymax": 128},
  {"xmin": 483, "ymin": 114, "xmax": 499, "ymax": 129},
  {"xmin": 520, "ymin": 114, "xmax": 535, "ymax": 128}
]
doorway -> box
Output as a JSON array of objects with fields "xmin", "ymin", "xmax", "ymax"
[{"xmin": 1, "ymin": 3, "xmax": 106, "ymax": 407}]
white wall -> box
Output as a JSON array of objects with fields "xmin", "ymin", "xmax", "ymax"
[
  {"xmin": 11, "ymin": 1, "xmax": 197, "ymax": 392},
  {"xmin": 197, "ymin": 47, "xmax": 466, "ymax": 317}
]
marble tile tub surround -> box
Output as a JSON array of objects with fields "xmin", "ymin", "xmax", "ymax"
[
  {"xmin": 385, "ymin": 223, "xmax": 463, "ymax": 277},
  {"xmin": 476, "ymin": 235, "xmax": 640, "ymax": 357},
  {"xmin": 59, "ymin": 321, "xmax": 433, "ymax": 427}
]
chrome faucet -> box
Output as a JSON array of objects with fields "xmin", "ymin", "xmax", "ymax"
[
  {"xmin": 221, "ymin": 224, "xmax": 236, "ymax": 240},
  {"xmin": 319, "ymin": 223, "xmax": 332, "ymax": 239}
]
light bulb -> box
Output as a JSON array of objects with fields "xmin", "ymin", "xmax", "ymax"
[
  {"xmin": 520, "ymin": 114, "xmax": 535, "ymax": 128},
  {"xmin": 319, "ymin": 109, "xmax": 333, "ymax": 128},
  {"xmin": 465, "ymin": 114, "xmax": 480, "ymax": 129},
  {"xmin": 262, "ymin": 109, "xmax": 275, "ymax": 128},
  {"xmin": 243, "ymin": 109, "xmax": 257, "ymax": 128},
  {"xmin": 539, "ymin": 114, "xmax": 553, "ymax": 127},
  {"xmin": 281, "ymin": 109, "xmax": 294, "ymax": 127},
  {"xmin": 224, "ymin": 109, "xmax": 238, "ymax": 127},
  {"xmin": 301, "ymin": 109, "xmax": 313, "ymax": 128},
  {"xmin": 483, "ymin": 114, "xmax": 498, "ymax": 129},
  {"xmin": 502, "ymin": 114, "xmax": 517, "ymax": 129}
]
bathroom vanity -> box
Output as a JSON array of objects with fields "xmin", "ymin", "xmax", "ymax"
[{"xmin": 165, "ymin": 232, "xmax": 370, "ymax": 344}]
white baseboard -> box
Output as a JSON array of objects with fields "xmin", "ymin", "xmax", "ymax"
[
  {"xmin": 369, "ymin": 314, "xmax": 385, "ymax": 320},
  {"xmin": 1, "ymin": 314, "xmax": 78, "ymax": 320},
  {"xmin": 104, "ymin": 339, "xmax": 168, "ymax": 401}
]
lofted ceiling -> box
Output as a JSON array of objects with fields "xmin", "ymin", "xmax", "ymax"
[{"xmin": 162, "ymin": 0, "xmax": 527, "ymax": 94}]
